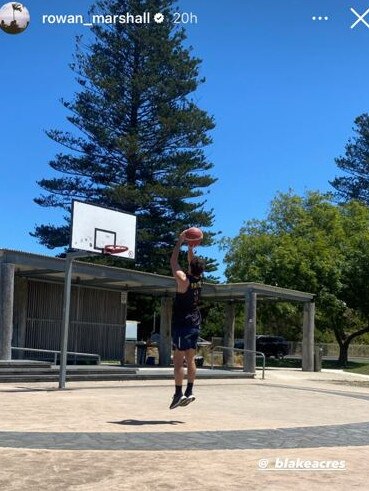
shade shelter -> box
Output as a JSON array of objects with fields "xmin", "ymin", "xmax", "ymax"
[{"xmin": 0, "ymin": 249, "xmax": 315, "ymax": 375}]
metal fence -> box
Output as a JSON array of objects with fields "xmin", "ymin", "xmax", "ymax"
[
  {"xmin": 289, "ymin": 342, "xmax": 369, "ymax": 358},
  {"xmin": 220, "ymin": 338, "xmax": 369, "ymax": 359},
  {"xmin": 210, "ymin": 345, "xmax": 265, "ymax": 379}
]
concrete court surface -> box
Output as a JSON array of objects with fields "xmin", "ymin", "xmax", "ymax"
[{"xmin": 1, "ymin": 368, "xmax": 369, "ymax": 490}]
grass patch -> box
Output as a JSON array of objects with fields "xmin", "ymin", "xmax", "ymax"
[
  {"xmin": 322, "ymin": 359, "xmax": 357, "ymax": 370},
  {"xmin": 255, "ymin": 357, "xmax": 369, "ymax": 374},
  {"xmin": 321, "ymin": 359, "xmax": 369, "ymax": 374},
  {"xmin": 256, "ymin": 357, "xmax": 302, "ymax": 369},
  {"xmin": 343, "ymin": 363, "xmax": 369, "ymax": 375}
]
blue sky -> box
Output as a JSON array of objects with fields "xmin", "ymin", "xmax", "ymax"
[{"xmin": 1, "ymin": 0, "xmax": 369, "ymax": 277}]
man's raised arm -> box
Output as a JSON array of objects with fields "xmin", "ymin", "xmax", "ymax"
[{"xmin": 170, "ymin": 233, "xmax": 187, "ymax": 281}]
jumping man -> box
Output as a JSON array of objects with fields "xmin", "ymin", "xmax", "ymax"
[{"xmin": 169, "ymin": 231, "xmax": 205, "ymax": 409}]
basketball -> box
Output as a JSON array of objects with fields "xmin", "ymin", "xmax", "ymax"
[{"xmin": 183, "ymin": 227, "xmax": 203, "ymax": 246}]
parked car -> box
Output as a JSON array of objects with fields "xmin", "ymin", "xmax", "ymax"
[
  {"xmin": 256, "ymin": 335, "xmax": 289, "ymax": 358},
  {"xmin": 234, "ymin": 340, "xmax": 244, "ymax": 350},
  {"xmin": 234, "ymin": 336, "xmax": 289, "ymax": 358}
]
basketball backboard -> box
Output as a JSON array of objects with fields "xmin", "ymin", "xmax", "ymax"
[{"xmin": 70, "ymin": 200, "xmax": 136, "ymax": 259}]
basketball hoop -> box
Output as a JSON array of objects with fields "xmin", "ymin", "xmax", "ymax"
[
  {"xmin": 70, "ymin": 201, "xmax": 136, "ymax": 260},
  {"xmin": 103, "ymin": 245, "xmax": 129, "ymax": 255}
]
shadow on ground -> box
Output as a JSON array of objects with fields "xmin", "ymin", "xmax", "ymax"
[{"xmin": 108, "ymin": 419, "xmax": 185, "ymax": 426}]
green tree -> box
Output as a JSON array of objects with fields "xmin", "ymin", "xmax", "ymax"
[
  {"xmin": 222, "ymin": 191, "xmax": 369, "ymax": 365},
  {"xmin": 330, "ymin": 113, "xmax": 369, "ymax": 204},
  {"xmin": 32, "ymin": 0, "xmax": 217, "ymax": 275}
]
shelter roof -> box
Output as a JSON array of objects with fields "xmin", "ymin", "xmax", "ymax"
[{"xmin": 0, "ymin": 249, "xmax": 314, "ymax": 302}]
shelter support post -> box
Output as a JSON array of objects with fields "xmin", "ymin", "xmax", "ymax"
[
  {"xmin": 120, "ymin": 291, "xmax": 128, "ymax": 365},
  {"xmin": 244, "ymin": 289, "xmax": 257, "ymax": 374},
  {"xmin": 302, "ymin": 301, "xmax": 315, "ymax": 371},
  {"xmin": 223, "ymin": 301, "xmax": 235, "ymax": 367},
  {"xmin": 159, "ymin": 297, "xmax": 172, "ymax": 367},
  {"xmin": 0, "ymin": 263, "xmax": 15, "ymax": 360}
]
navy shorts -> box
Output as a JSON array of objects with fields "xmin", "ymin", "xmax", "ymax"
[{"xmin": 172, "ymin": 326, "xmax": 199, "ymax": 351}]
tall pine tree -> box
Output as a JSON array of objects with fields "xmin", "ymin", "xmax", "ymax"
[
  {"xmin": 32, "ymin": 0, "xmax": 216, "ymax": 274},
  {"xmin": 330, "ymin": 113, "xmax": 369, "ymax": 204}
]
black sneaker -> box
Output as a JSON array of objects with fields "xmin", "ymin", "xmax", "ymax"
[
  {"xmin": 169, "ymin": 394, "xmax": 186, "ymax": 410},
  {"xmin": 180, "ymin": 395, "xmax": 196, "ymax": 407}
]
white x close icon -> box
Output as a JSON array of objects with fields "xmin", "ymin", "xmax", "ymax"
[{"xmin": 350, "ymin": 7, "xmax": 369, "ymax": 29}]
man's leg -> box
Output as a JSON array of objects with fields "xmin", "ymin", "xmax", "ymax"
[
  {"xmin": 170, "ymin": 348, "xmax": 186, "ymax": 409},
  {"xmin": 181, "ymin": 348, "xmax": 197, "ymax": 405},
  {"xmin": 184, "ymin": 348, "xmax": 196, "ymax": 385},
  {"xmin": 173, "ymin": 348, "xmax": 185, "ymax": 386}
]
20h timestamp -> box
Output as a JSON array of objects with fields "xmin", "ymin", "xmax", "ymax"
[{"xmin": 173, "ymin": 11, "xmax": 198, "ymax": 24}]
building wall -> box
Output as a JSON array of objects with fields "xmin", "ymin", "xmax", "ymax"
[{"xmin": 16, "ymin": 280, "xmax": 125, "ymax": 361}]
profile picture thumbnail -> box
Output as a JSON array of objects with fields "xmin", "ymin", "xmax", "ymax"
[{"xmin": 0, "ymin": 2, "xmax": 30, "ymax": 34}]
